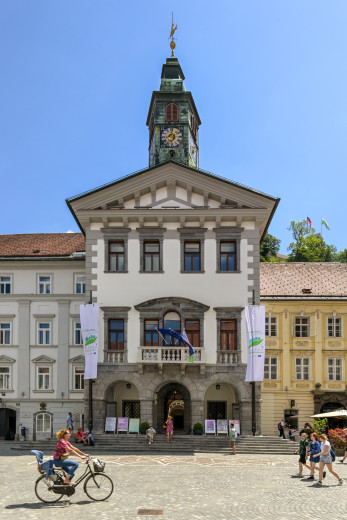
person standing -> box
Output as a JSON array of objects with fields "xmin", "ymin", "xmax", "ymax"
[
  {"xmin": 293, "ymin": 432, "xmax": 310, "ymax": 477},
  {"xmin": 229, "ymin": 424, "xmax": 237, "ymax": 455},
  {"xmin": 304, "ymin": 432, "xmax": 320, "ymax": 480},
  {"xmin": 339, "ymin": 427, "xmax": 347, "ymax": 463},
  {"xmin": 165, "ymin": 416, "xmax": 174, "ymax": 443},
  {"xmin": 66, "ymin": 412, "xmax": 74, "ymax": 432},
  {"xmin": 313, "ymin": 433, "xmax": 343, "ymax": 486},
  {"xmin": 278, "ymin": 418, "xmax": 286, "ymax": 439}
]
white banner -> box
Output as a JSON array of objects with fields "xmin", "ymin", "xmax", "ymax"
[
  {"xmin": 80, "ymin": 304, "xmax": 100, "ymax": 379},
  {"xmin": 245, "ymin": 305, "xmax": 265, "ymax": 382}
]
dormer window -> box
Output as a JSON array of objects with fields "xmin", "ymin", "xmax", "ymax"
[{"xmin": 165, "ymin": 103, "xmax": 179, "ymax": 122}]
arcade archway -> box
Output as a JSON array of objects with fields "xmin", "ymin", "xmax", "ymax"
[{"xmin": 154, "ymin": 382, "xmax": 191, "ymax": 433}]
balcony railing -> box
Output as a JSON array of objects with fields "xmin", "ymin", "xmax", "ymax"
[
  {"xmin": 138, "ymin": 346, "xmax": 205, "ymax": 364},
  {"xmin": 217, "ymin": 350, "xmax": 240, "ymax": 365},
  {"xmin": 104, "ymin": 350, "xmax": 126, "ymax": 363}
]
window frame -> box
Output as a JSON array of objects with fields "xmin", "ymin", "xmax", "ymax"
[
  {"xmin": 108, "ymin": 319, "xmax": 125, "ymax": 351},
  {"xmin": 295, "ymin": 358, "xmax": 310, "ymax": 380},
  {"xmin": 37, "ymin": 322, "xmax": 52, "ymax": 346},
  {"xmin": 36, "ymin": 366, "xmax": 52, "ymax": 391},
  {"xmin": 327, "ymin": 317, "xmax": 342, "ymax": 338},
  {"xmin": 327, "ymin": 358, "xmax": 343, "ymax": 381},
  {"xmin": 0, "ymin": 366, "xmax": 10, "ymax": 390},
  {"xmin": 185, "ymin": 319, "xmax": 200, "ymax": 348},
  {"xmin": 37, "ymin": 274, "xmax": 52, "ymax": 295},
  {"xmin": 294, "ymin": 317, "xmax": 310, "ymax": 338},
  {"xmin": 74, "ymin": 273, "xmax": 86, "ymax": 294},
  {"xmin": 214, "ymin": 228, "xmax": 242, "ymax": 274},
  {"xmin": 144, "ymin": 319, "xmax": 159, "ymax": 346},
  {"xmin": 219, "ymin": 240, "xmax": 237, "ymax": 272},
  {"xmin": 35, "ymin": 412, "xmax": 52, "ymax": 433},
  {"xmin": 102, "ymin": 228, "xmax": 130, "ymax": 273},
  {"xmin": 109, "ymin": 240, "xmax": 126, "ymax": 272},
  {"xmin": 73, "ymin": 321, "xmax": 83, "ymax": 346},
  {"xmin": 219, "ymin": 319, "xmax": 237, "ymax": 351},
  {"xmin": 264, "ymin": 357, "xmax": 278, "ymax": 380},
  {"xmin": 165, "ymin": 103, "xmax": 179, "ymax": 122},
  {"xmin": 73, "ymin": 366, "xmax": 85, "ymax": 390},
  {"xmin": 143, "ymin": 240, "xmax": 161, "ymax": 272},
  {"xmin": 183, "ymin": 241, "xmax": 201, "ymax": 272},
  {"xmin": 265, "ymin": 316, "xmax": 278, "ymax": 337},
  {"xmin": 0, "ymin": 275, "xmax": 12, "ymax": 294},
  {"xmin": 0, "ymin": 322, "xmax": 11, "ymax": 345}
]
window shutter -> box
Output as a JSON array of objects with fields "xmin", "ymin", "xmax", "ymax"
[{"xmin": 165, "ymin": 103, "xmax": 179, "ymax": 122}]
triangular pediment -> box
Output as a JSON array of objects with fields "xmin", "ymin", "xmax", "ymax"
[
  {"xmin": 69, "ymin": 162, "xmax": 276, "ymax": 212},
  {"xmin": 0, "ymin": 355, "xmax": 15, "ymax": 363},
  {"xmin": 31, "ymin": 355, "xmax": 56, "ymax": 363},
  {"xmin": 69, "ymin": 355, "xmax": 85, "ymax": 363}
]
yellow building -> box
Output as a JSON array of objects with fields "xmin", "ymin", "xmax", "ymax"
[{"xmin": 260, "ymin": 263, "xmax": 347, "ymax": 435}]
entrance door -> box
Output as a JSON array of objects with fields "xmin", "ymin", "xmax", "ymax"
[
  {"xmin": 208, "ymin": 401, "xmax": 226, "ymax": 420},
  {"xmin": 0, "ymin": 409, "xmax": 16, "ymax": 440}
]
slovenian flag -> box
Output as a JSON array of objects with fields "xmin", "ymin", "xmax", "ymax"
[
  {"xmin": 307, "ymin": 217, "xmax": 312, "ymax": 228},
  {"xmin": 321, "ymin": 218, "xmax": 330, "ymax": 230},
  {"xmin": 181, "ymin": 330, "xmax": 195, "ymax": 363}
]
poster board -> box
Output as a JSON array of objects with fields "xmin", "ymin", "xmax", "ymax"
[
  {"xmin": 217, "ymin": 419, "xmax": 228, "ymax": 435},
  {"xmin": 205, "ymin": 419, "xmax": 216, "ymax": 435},
  {"xmin": 117, "ymin": 417, "xmax": 129, "ymax": 433},
  {"xmin": 105, "ymin": 417, "xmax": 116, "ymax": 433},
  {"xmin": 229, "ymin": 419, "xmax": 240, "ymax": 436},
  {"xmin": 129, "ymin": 418, "xmax": 140, "ymax": 434}
]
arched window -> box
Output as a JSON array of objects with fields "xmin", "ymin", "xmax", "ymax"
[
  {"xmin": 165, "ymin": 103, "xmax": 179, "ymax": 122},
  {"xmin": 164, "ymin": 311, "xmax": 181, "ymax": 345},
  {"xmin": 36, "ymin": 412, "xmax": 51, "ymax": 433}
]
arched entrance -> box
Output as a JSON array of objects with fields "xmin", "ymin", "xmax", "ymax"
[
  {"xmin": 155, "ymin": 382, "xmax": 191, "ymax": 433},
  {"xmin": 0, "ymin": 408, "xmax": 16, "ymax": 440},
  {"xmin": 205, "ymin": 382, "xmax": 239, "ymax": 422},
  {"xmin": 105, "ymin": 380, "xmax": 140, "ymax": 419},
  {"xmin": 321, "ymin": 402, "xmax": 346, "ymax": 414}
]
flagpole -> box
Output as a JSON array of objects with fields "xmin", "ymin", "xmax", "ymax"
[
  {"xmin": 251, "ymin": 290, "xmax": 256, "ymax": 437},
  {"xmin": 155, "ymin": 328, "xmax": 169, "ymax": 345}
]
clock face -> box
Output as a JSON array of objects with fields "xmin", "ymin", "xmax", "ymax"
[
  {"xmin": 160, "ymin": 126, "xmax": 183, "ymax": 148},
  {"xmin": 189, "ymin": 132, "xmax": 197, "ymax": 164}
]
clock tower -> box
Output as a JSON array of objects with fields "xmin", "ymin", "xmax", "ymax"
[{"xmin": 146, "ymin": 37, "xmax": 201, "ymax": 169}]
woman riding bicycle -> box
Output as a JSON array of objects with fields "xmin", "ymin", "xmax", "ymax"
[{"xmin": 53, "ymin": 428, "xmax": 89, "ymax": 485}]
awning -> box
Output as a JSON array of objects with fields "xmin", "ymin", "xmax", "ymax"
[{"xmin": 311, "ymin": 409, "xmax": 347, "ymax": 419}]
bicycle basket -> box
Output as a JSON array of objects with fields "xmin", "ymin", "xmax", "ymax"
[{"xmin": 92, "ymin": 458, "xmax": 105, "ymax": 472}]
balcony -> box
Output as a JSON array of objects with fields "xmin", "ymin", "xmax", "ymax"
[
  {"xmin": 104, "ymin": 350, "xmax": 126, "ymax": 364},
  {"xmin": 138, "ymin": 346, "xmax": 205, "ymax": 374},
  {"xmin": 217, "ymin": 350, "xmax": 240, "ymax": 365}
]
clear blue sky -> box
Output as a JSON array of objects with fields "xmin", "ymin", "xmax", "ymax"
[{"xmin": 1, "ymin": 1, "xmax": 346, "ymax": 254}]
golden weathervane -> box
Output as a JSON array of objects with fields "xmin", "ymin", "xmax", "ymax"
[{"xmin": 169, "ymin": 13, "xmax": 177, "ymax": 57}]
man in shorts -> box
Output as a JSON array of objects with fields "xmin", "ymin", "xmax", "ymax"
[
  {"xmin": 229, "ymin": 423, "xmax": 237, "ymax": 455},
  {"xmin": 293, "ymin": 432, "xmax": 310, "ymax": 477}
]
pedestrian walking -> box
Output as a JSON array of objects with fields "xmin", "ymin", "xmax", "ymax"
[
  {"xmin": 292, "ymin": 432, "xmax": 310, "ymax": 477},
  {"xmin": 304, "ymin": 432, "xmax": 320, "ymax": 480},
  {"xmin": 66, "ymin": 412, "xmax": 74, "ymax": 432},
  {"xmin": 339, "ymin": 427, "xmax": 347, "ymax": 463},
  {"xmin": 165, "ymin": 416, "xmax": 174, "ymax": 442},
  {"xmin": 278, "ymin": 418, "xmax": 286, "ymax": 439},
  {"xmin": 229, "ymin": 424, "xmax": 237, "ymax": 455},
  {"xmin": 289, "ymin": 427, "xmax": 296, "ymax": 441},
  {"xmin": 313, "ymin": 433, "xmax": 343, "ymax": 486}
]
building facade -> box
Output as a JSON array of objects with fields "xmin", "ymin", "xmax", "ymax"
[{"xmin": 261, "ymin": 262, "xmax": 347, "ymax": 435}]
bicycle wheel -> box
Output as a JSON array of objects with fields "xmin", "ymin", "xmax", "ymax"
[
  {"xmin": 35, "ymin": 474, "xmax": 63, "ymax": 503},
  {"xmin": 84, "ymin": 472, "xmax": 114, "ymax": 501}
]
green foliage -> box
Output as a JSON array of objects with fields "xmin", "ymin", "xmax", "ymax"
[
  {"xmin": 328, "ymin": 428, "xmax": 346, "ymax": 448},
  {"xmin": 260, "ymin": 233, "xmax": 281, "ymax": 262},
  {"xmin": 140, "ymin": 421, "xmax": 150, "ymax": 431},
  {"xmin": 287, "ymin": 221, "xmax": 337, "ymax": 262},
  {"xmin": 313, "ymin": 418, "xmax": 328, "ymax": 435},
  {"xmin": 193, "ymin": 422, "xmax": 203, "ymax": 430},
  {"xmin": 335, "ymin": 249, "xmax": 347, "ymax": 263}
]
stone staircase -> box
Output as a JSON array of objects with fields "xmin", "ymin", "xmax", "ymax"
[{"xmin": 11, "ymin": 434, "xmax": 298, "ymax": 455}]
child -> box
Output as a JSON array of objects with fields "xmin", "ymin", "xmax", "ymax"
[
  {"xmin": 293, "ymin": 432, "xmax": 310, "ymax": 477},
  {"xmin": 146, "ymin": 425, "xmax": 156, "ymax": 445}
]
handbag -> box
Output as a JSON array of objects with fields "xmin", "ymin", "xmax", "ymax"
[
  {"xmin": 60, "ymin": 452, "xmax": 69, "ymax": 460},
  {"xmin": 163, "ymin": 423, "xmax": 167, "ymax": 429}
]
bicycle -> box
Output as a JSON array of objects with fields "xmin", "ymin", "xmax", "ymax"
[{"xmin": 32, "ymin": 452, "xmax": 114, "ymax": 503}]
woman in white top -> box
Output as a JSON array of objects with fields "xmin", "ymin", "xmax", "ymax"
[{"xmin": 313, "ymin": 433, "xmax": 343, "ymax": 486}]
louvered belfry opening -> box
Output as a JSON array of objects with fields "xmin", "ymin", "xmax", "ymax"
[{"xmin": 165, "ymin": 102, "xmax": 179, "ymax": 122}]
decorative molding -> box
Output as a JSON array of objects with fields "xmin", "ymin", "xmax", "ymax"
[{"xmin": 31, "ymin": 355, "xmax": 56, "ymax": 363}]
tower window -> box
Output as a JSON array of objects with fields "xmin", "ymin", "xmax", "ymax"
[{"xmin": 165, "ymin": 103, "xmax": 179, "ymax": 122}]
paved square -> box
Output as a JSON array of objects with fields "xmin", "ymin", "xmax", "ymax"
[{"xmin": 1, "ymin": 443, "xmax": 347, "ymax": 520}]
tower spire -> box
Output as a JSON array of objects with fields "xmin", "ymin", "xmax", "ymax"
[{"xmin": 169, "ymin": 13, "xmax": 177, "ymax": 58}]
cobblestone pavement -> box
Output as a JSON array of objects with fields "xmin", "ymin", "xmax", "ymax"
[{"xmin": 2, "ymin": 443, "xmax": 347, "ymax": 520}]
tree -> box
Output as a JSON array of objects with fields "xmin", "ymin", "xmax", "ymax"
[
  {"xmin": 335, "ymin": 249, "xmax": 347, "ymax": 263},
  {"xmin": 287, "ymin": 221, "xmax": 337, "ymax": 262},
  {"xmin": 260, "ymin": 233, "xmax": 281, "ymax": 262}
]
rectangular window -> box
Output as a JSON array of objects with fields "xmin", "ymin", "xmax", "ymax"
[
  {"xmin": 75, "ymin": 275, "xmax": 86, "ymax": 294},
  {"xmin": 327, "ymin": 317, "xmax": 342, "ymax": 338},
  {"xmin": 108, "ymin": 319, "xmax": 124, "ymax": 350},
  {"xmin": 185, "ymin": 319, "xmax": 200, "ymax": 348},
  {"xmin": 36, "ymin": 413, "xmax": 51, "ymax": 432},
  {"xmin": 220, "ymin": 319, "xmax": 237, "ymax": 350},
  {"xmin": 144, "ymin": 320, "xmax": 159, "ymax": 346},
  {"xmin": 0, "ymin": 367, "xmax": 10, "ymax": 390},
  {"xmin": 295, "ymin": 358, "xmax": 310, "ymax": 380},
  {"xmin": 265, "ymin": 317, "xmax": 277, "ymax": 337},
  {"xmin": 264, "ymin": 357, "xmax": 278, "ymax": 379},
  {"xmin": 184, "ymin": 241, "xmax": 201, "ymax": 271},
  {"xmin": 0, "ymin": 323, "xmax": 11, "ymax": 345},
  {"xmin": 328, "ymin": 358, "xmax": 343, "ymax": 381},
  {"xmin": 294, "ymin": 317, "xmax": 309, "ymax": 337},
  {"xmin": 144, "ymin": 241, "xmax": 160, "ymax": 272},
  {"xmin": 38, "ymin": 323, "xmax": 51, "ymax": 345},
  {"xmin": 109, "ymin": 241, "xmax": 125, "ymax": 272},
  {"xmin": 38, "ymin": 275, "xmax": 51, "ymax": 294},
  {"xmin": 0, "ymin": 276, "xmax": 11, "ymax": 294},
  {"xmin": 74, "ymin": 322, "xmax": 83, "ymax": 345},
  {"xmin": 37, "ymin": 367, "xmax": 50, "ymax": 390},
  {"xmin": 220, "ymin": 241, "xmax": 236, "ymax": 271},
  {"xmin": 74, "ymin": 367, "xmax": 84, "ymax": 390}
]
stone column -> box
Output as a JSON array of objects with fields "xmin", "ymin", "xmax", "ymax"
[
  {"xmin": 93, "ymin": 398, "xmax": 107, "ymax": 434},
  {"xmin": 140, "ymin": 399, "xmax": 153, "ymax": 425},
  {"xmin": 18, "ymin": 300, "xmax": 30, "ymax": 397},
  {"xmin": 191, "ymin": 399, "xmax": 204, "ymax": 428}
]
